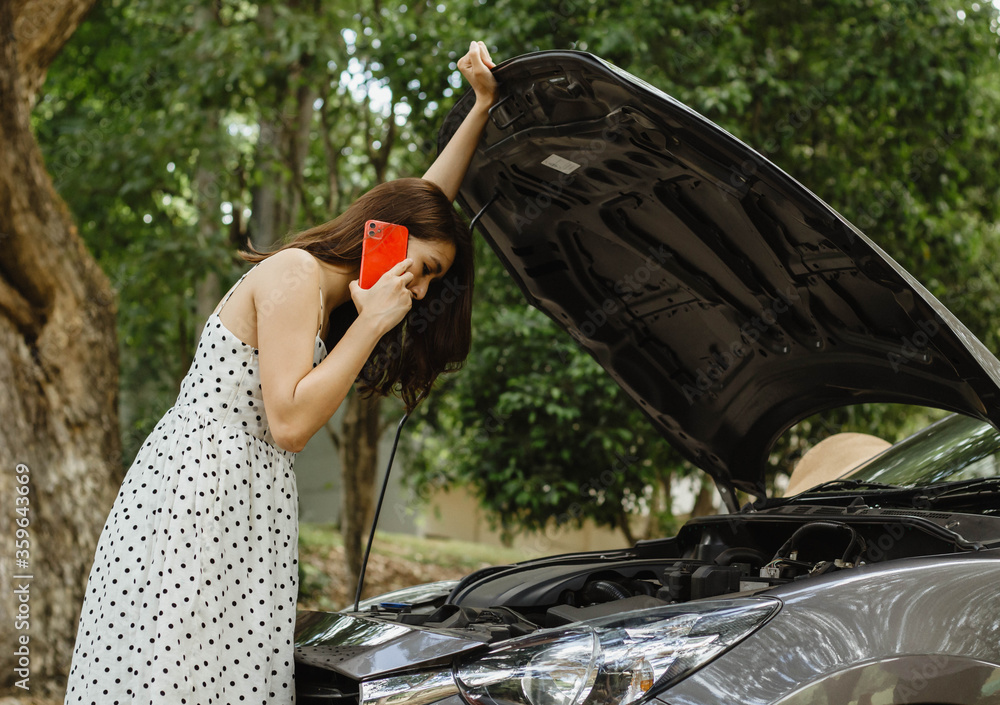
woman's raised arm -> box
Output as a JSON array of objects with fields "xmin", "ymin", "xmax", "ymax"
[{"xmin": 422, "ymin": 40, "xmax": 498, "ymax": 201}]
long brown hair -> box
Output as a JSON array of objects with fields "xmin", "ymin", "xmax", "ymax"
[{"xmin": 240, "ymin": 177, "xmax": 474, "ymax": 411}]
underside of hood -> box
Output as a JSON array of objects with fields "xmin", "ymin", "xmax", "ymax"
[{"xmin": 437, "ymin": 50, "xmax": 1000, "ymax": 500}]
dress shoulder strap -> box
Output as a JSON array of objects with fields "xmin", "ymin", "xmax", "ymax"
[
  {"xmin": 317, "ymin": 285, "xmax": 325, "ymax": 336},
  {"xmin": 216, "ymin": 264, "xmax": 258, "ymax": 316}
]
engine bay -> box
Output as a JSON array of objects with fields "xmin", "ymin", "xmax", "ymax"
[{"xmin": 351, "ymin": 511, "xmax": 989, "ymax": 643}]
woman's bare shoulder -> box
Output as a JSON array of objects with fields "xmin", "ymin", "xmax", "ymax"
[
  {"xmin": 246, "ymin": 249, "xmax": 323, "ymax": 301},
  {"xmin": 253, "ymin": 248, "xmax": 321, "ymax": 282}
]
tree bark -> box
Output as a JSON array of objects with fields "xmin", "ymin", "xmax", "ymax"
[
  {"xmin": 338, "ymin": 391, "xmax": 382, "ymax": 595},
  {"xmin": 0, "ymin": 0, "xmax": 121, "ymax": 696}
]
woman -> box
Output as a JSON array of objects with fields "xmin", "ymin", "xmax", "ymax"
[{"xmin": 64, "ymin": 40, "xmax": 497, "ymax": 705}]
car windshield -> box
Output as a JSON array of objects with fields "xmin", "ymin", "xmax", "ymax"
[{"xmin": 842, "ymin": 414, "xmax": 1000, "ymax": 487}]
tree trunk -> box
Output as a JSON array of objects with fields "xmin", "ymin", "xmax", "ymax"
[
  {"xmin": 642, "ymin": 474, "xmax": 673, "ymax": 540},
  {"xmin": 338, "ymin": 391, "xmax": 382, "ymax": 595},
  {"xmin": 690, "ymin": 474, "xmax": 719, "ymax": 517},
  {"xmin": 335, "ymin": 101, "xmax": 400, "ymax": 593},
  {"xmin": 319, "ymin": 94, "xmax": 344, "ymax": 216},
  {"xmin": 250, "ymin": 111, "xmax": 289, "ymax": 249},
  {"xmin": 192, "ymin": 144, "xmax": 221, "ymax": 352},
  {"xmin": 0, "ymin": 0, "xmax": 121, "ymax": 696},
  {"xmin": 189, "ymin": 152, "xmax": 221, "ymax": 372},
  {"xmin": 288, "ymin": 81, "xmax": 317, "ymax": 226},
  {"xmin": 191, "ymin": 5, "xmax": 222, "ymax": 334},
  {"xmin": 247, "ymin": 5, "xmax": 285, "ymax": 249},
  {"xmin": 617, "ymin": 508, "xmax": 636, "ymax": 546}
]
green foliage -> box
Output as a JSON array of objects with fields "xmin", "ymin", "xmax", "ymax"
[
  {"xmin": 35, "ymin": 0, "xmax": 474, "ymax": 465},
  {"xmin": 407, "ymin": 239, "xmax": 686, "ymax": 542},
  {"xmin": 33, "ymin": 0, "xmax": 1000, "ymax": 542}
]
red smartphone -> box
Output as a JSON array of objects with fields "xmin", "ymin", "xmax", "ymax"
[{"xmin": 359, "ymin": 220, "xmax": 409, "ymax": 289}]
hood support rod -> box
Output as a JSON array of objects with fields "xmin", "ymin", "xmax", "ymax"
[
  {"xmin": 468, "ymin": 189, "xmax": 501, "ymax": 234},
  {"xmin": 718, "ymin": 482, "xmax": 740, "ymax": 514}
]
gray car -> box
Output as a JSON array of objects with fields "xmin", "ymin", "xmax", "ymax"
[{"xmin": 294, "ymin": 51, "xmax": 1000, "ymax": 705}]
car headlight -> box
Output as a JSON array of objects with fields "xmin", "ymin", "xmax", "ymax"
[
  {"xmin": 456, "ymin": 598, "xmax": 778, "ymax": 705},
  {"xmin": 360, "ymin": 598, "xmax": 778, "ymax": 705}
]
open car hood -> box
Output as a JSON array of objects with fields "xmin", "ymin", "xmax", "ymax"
[{"xmin": 437, "ymin": 50, "xmax": 1000, "ymax": 500}]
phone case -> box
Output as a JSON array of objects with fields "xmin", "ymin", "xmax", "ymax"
[{"xmin": 359, "ymin": 220, "xmax": 409, "ymax": 289}]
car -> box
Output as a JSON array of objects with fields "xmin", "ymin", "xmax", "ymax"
[{"xmin": 293, "ymin": 50, "xmax": 1000, "ymax": 705}]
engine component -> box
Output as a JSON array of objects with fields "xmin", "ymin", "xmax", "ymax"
[
  {"xmin": 658, "ymin": 560, "xmax": 708, "ymax": 602},
  {"xmin": 690, "ymin": 565, "xmax": 742, "ymax": 600},
  {"xmin": 580, "ymin": 579, "xmax": 632, "ymax": 604},
  {"xmin": 765, "ymin": 521, "xmax": 868, "ymax": 579},
  {"xmin": 774, "ymin": 521, "xmax": 865, "ymax": 564},
  {"xmin": 715, "ymin": 547, "xmax": 768, "ymax": 567}
]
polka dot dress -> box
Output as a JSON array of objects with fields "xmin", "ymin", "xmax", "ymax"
[{"xmin": 65, "ymin": 265, "xmax": 327, "ymax": 705}]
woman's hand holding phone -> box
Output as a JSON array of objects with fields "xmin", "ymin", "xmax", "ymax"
[{"xmin": 349, "ymin": 258, "xmax": 415, "ymax": 335}]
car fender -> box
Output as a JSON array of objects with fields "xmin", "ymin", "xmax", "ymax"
[
  {"xmin": 658, "ymin": 553, "xmax": 1000, "ymax": 704},
  {"xmin": 772, "ymin": 655, "xmax": 1000, "ymax": 705}
]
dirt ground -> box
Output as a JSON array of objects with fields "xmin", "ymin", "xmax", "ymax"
[{"xmin": 296, "ymin": 538, "xmax": 470, "ymax": 611}]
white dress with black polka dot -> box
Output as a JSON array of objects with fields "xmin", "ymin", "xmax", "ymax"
[{"xmin": 65, "ymin": 265, "xmax": 327, "ymax": 705}]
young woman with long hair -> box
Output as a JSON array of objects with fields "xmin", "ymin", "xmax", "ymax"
[{"xmin": 64, "ymin": 40, "xmax": 497, "ymax": 705}]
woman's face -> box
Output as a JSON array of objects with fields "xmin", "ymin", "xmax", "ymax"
[{"xmin": 405, "ymin": 238, "xmax": 457, "ymax": 300}]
